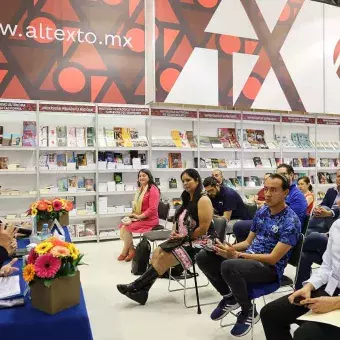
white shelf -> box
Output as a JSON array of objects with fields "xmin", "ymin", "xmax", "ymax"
[
  {"xmin": 73, "ymin": 236, "xmax": 97, "ymax": 243},
  {"xmin": 317, "ymin": 167, "xmax": 338, "ymax": 171},
  {"xmin": 200, "ymin": 168, "xmax": 240, "ymax": 172},
  {"xmin": 39, "ymin": 147, "xmax": 96, "ymax": 151},
  {"xmin": 152, "ymin": 168, "xmax": 188, "ymax": 172},
  {"xmin": 98, "ymin": 147, "xmax": 149, "ymax": 151},
  {"xmin": 99, "ymin": 169, "xmax": 141, "ymax": 173},
  {"xmin": 316, "ymin": 184, "xmax": 334, "ymax": 188},
  {"xmin": 243, "ymin": 167, "xmax": 275, "ymax": 171},
  {"xmin": 294, "ymin": 167, "xmax": 316, "ymax": 171},
  {"xmin": 243, "ymin": 186, "xmax": 262, "ymax": 191},
  {"xmin": 243, "ymin": 149, "xmax": 280, "ymax": 153},
  {"xmin": 0, "ymin": 194, "xmax": 37, "ymax": 199},
  {"xmin": 69, "ymin": 214, "xmax": 97, "ymax": 220},
  {"xmin": 282, "ymin": 149, "xmax": 315, "ymax": 153},
  {"xmin": 0, "ymin": 147, "xmax": 36, "ymax": 151},
  {"xmin": 99, "ymin": 235, "xmax": 119, "ymax": 241},
  {"xmin": 318, "ymin": 150, "xmax": 340, "ymax": 153},
  {"xmin": 40, "ymin": 170, "xmax": 96, "ymax": 174},
  {"xmin": 99, "ymin": 191, "xmax": 135, "ymax": 195},
  {"xmin": 0, "ymin": 170, "xmax": 36, "ymax": 175},
  {"xmin": 162, "ymin": 189, "xmax": 183, "ymax": 193},
  {"xmin": 41, "ymin": 191, "xmax": 96, "ymax": 197},
  {"xmin": 99, "ymin": 213, "xmax": 126, "ymax": 218},
  {"xmin": 152, "ymin": 147, "xmax": 197, "ymax": 152},
  {"xmin": 199, "ymin": 148, "xmax": 240, "ymax": 152}
]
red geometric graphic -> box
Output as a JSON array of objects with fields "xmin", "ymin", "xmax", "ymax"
[
  {"xmin": 91, "ymin": 76, "xmax": 107, "ymax": 102},
  {"xmin": 59, "ymin": 67, "xmax": 86, "ymax": 93},
  {"xmin": 0, "ymin": 51, "xmax": 7, "ymax": 63},
  {"xmin": 102, "ymin": 81, "xmax": 125, "ymax": 103},
  {"xmin": 0, "ymin": 70, "xmax": 8, "ymax": 83},
  {"xmin": 70, "ymin": 43, "xmax": 107, "ymax": 70},
  {"xmin": 164, "ymin": 29, "xmax": 180, "ymax": 56},
  {"xmin": 170, "ymin": 36, "xmax": 193, "ymax": 67},
  {"xmin": 129, "ymin": 0, "xmax": 141, "ymax": 17},
  {"xmin": 198, "ymin": 0, "xmax": 219, "ymax": 7},
  {"xmin": 134, "ymin": 77, "xmax": 145, "ymax": 96},
  {"xmin": 28, "ymin": 17, "xmax": 57, "ymax": 44},
  {"xmin": 41, "ymin": 0, "xmax": 79, "ymax": 22},
  {"xmin": 62, "ymin": 27, "xmax": 79, "ymax": 56},
  {"xmin": 2, "ymin": 76, "xmax": 29, "ymax": 99},
  {"xmin": 126, "ymin": 28, "xmax": 145, "ymax": 53},
  {"xmin": 156, "ymin": 0, "xmax": 179, "ymax": 24},
  {"xmin": 9, "ymin": 10, "xmax": 27, "ymax": 41},
  {"xmin": 160, "ymin": 68, "xmax": 180, "ymax": 92},
  {"xmin": 40, "ymin": 63, "xmax": 58, "ymax": 91}
]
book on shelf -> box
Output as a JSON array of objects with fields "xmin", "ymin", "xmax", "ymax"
[
  {"xmin": 261, "ymin": 158, "xmax": 272, "ymax": 168},
  {"xmin": 138, "ymin": 153, "xmax": 147, "ymax": 165},
  {"xmin": 113, "ymin": 127, "xmax": 124, "ymax": 147},
  {"xmin": 151, "ymin": 136, "xmax": 176, "ymax": 147},
  {"xmin": 169, "ymin": 153, "xmax": 182, "ymax": 168},
  {"xmin": 67, "ymin": 127, "xmax": 77, "ymax": 147},
  {"xmin": 86, "ymin": 127, "xmax": 95, "ymax": 147},
  {"xmin": 253, "ymin": 157, "xmax": 263, "ymax": 168},
  {"xmin": 56, "ymin": 126, "xmax": 67, "ymax": 147},
  {"xmin": 86, "ymin": 152, "xmax": 94, "ymax": 165},
  {"xmin": 11, "ymin": 134, "xmax": 22, "ymax": 147},
  {"xmin": 244, "ymin": 159, "xmax": 255, "ymax": 168},
  {"xmin": 113, "ymin": 172, "xmax": 123, "ymax": 184},
  {"xmin": 218, "ymin": 158, "xmax": 227, "ymax": 168},
  {"xmin": 211, "ymin": 158, "xmax": 219, "ymax": 168},
  {"xmin": 328, "ymin": 159, "xmax": 335, "ymax": 168},
  {"xmin": 85, "ymin": 178, "xmax": 94, "ymax": 191},
  {"xmin": 274, "ymin": 158, "xmax": 282, "ymax": 166},
  {"xmin": 224, "ymin": 178, "xmax": 236, "ymax": 189},
  {"xmin": 283, "ymin": 158, "xmax": 292, "ymax": 165},
  {"xmin": 39, "ymin": 126, "xmax": 48, "ymax": 147},
  {"xmin": 251, "ymin": 176, "xmax": 261, "ymax": 186},
  {"xmin": 48, "ymin": 153, "xmax": 57, "ymax": 167},
  {"xmin": 291, "ymin": 133, "xmax": 301, "ymax": 148},
  {"xmin": 218, "ymin": 128, "xmax": 240, "ymax": 148},
  {"xmin": 66, "ymin": 151, "xmax": 76, "ymax": 163},
  {"xmin": 255, "ymin": 130, "xmax": 268, "ymax": 149},
  {"xmin": 2, "ymin": 133, "xmax": 12, "ymax": 146},
  {"xmin": 205, "ymin": 158, "xmax": 212, "ymax": 168},
  {"xmin": 122, "ymin": 153, "xmax": 130, "ymax": 166},
  {"xmin": 0, "ymin": 157, "xmax": 8, "ymax": 169},
  {"xmin": 323, "ymin": 141, "xmax": 335, "ymax": 151},
  {"xmin": 155, "ymin": 177, "xmax": 161, "ymax": 186},
  {"xmin": 132, "ymin": 136, "xmax": 148, "ymax": 147},
  {"xmin": 267, "ymin": 140, "xmax": 279, "ymax": 149},
  {"xmin": 269, "ymin": 158, "xmax": 276, "ymax": 168},
  {"xmin": 113, "ymin": 153, "xmax": 123, "ymax": 163},
  {"xmin": 318, "ymin": 172, "xmax": 330, "ymax": 184},
  {"xmin": 48, "ymin": 126, "xmax": 57, "ymax": 147},
  {"xmin": 39, "ymin": 154, "xmax": 48, "ymax": 168},
  {"xmin": 98, "ymin": 127, "xmax": 106, "ymax": 147},
  {"xmin": 194, "ymin": 157, "xmax": 206, "ymax": 168},
  {"xmin": 23, "ymin": 121, "xmax": 37, "ymax": 147},
  {"xmin": 156, "ymin": 158, "xmax": 168, "ymax": 168},
  {"xmin": 169, "ymin": 178, "xmax": 177, "ymax": 189},
  {"xmin": 122, "ymin": 128, "xmax": 132, "ymax": 147},
  {"xmin": 292, "ymin": 158, "xmax": 303, "ymax": 168},
  {"xmin": 308, "ymin": 157, "xmax": 316, "ymax": 167},
  {"xmin": 320, "ymin": 158, "xmax": 329, "ymax": 167},
  {"xmin": 57, "ymin": 178, "xmax": 68, "ymax": 192},
  {"xmin": 56, "ymin": 154, "xmax": 66, "ymax": 167},
  {"xmin": 298, "ymin": 133, "xmax": 313, "ymax": 148},
  {"xmin": 171, "ymin": 130, "xmax": 183, "ymax": 148},
  {"xmin": 77, "ymin": 154, "xmax": 87, "ymax": 167},
  {"xmin": 68, "ymin": 176, "xmax": 78, "ymax": 188},
  {"xmin": 301, "ymin": 158, "xmax": 308, "ymax": 167},
  {"xmin": 98, "ymin": 151, "xmax": 105, "ymax": 162},
  {"xmin": 85, "ymin": 201, "xmax": 96, "ymax": 213},
  {"xmin": 186, "ymin": 131, "xmax": 197, "ymax": 148},
  {"xmin": 199, "ymin": 136, "xmax": 212, "ymax": 148},
  {"xmin": 76, "ymin": 127, "xmax": 86, "ymax": 148},
  {"xmin": 104, "ymin": 128, "xmax": 115, "ymax": 147},
  {"xmin": 246, "ymin": 129, "xmax": 260, "ymax": 149},
  {"xmin": 329, "ymin": 173, "xmax": 337, "ymax": 183},
  {"xmin": 229, "ymin": 177, "xmax": 241, "ymax": 188},
  {"xmin": 104, "ymin": 151, "xmax": 114, "ymax": 163},
  {"xmin": 78, "ymin": 177, "xmax": 85, "ymax": 189},
  {"xmin": 209, "ymin": 137, "xmax": 223, "ymax": 148}
]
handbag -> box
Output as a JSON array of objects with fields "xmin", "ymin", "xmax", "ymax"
[
  {"xmin": 131, "ymin": 236, "xmax": 151, "ymax": 275},
  {"xmin": 159, "ymin": 237, "xmax": 186, "ymax": 252}
]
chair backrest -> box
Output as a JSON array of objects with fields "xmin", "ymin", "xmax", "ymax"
[
  {"xmin": 158, "ymin": 201, "xmax": 170, "ymax": 221},
  {"xmin": 212, "ymin": 217, "xmax": 227, "ymax": 243},
  {"xmin": 301, "ymin": 215, "xmax": 310, "ymax": 236},
  {"xmin": 288, "ymin": 233, "xmax": 304, "ymax": 268},
  {"xmin": 245, "ymin": 202, "xmax": 257, "ymax": 219}
]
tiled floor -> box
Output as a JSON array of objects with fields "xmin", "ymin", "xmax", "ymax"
[{"xmin": 78, "ymin": 240, "xmax": 297, "ymax": 340}]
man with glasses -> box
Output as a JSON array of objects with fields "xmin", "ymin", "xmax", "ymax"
[
  {"xmin": 203, "ymin": 176, "xmax": 250, "ymax": 234},
  {"xmin": 233, "ymin": 164, "xmax": 307, "ymax": 242}
]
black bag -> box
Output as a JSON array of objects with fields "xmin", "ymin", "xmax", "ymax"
[{"xmin": 131, "ymin": 237, "xmax": 151, "ymax": 275}]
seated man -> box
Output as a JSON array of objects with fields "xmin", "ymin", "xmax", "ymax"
[
  {"xmin": 0, "ymin": 224, "xmax": 18, "ymax": 277},
  {"xmin": 233, "ymin": 164, "xmax": 307, "ymax": 242},
  {"xmin": 197, "ymin": 174, "xmax": 301, "ymax": 337},
  {"xmin": 212, "ymin": 169, "xmax": 235, "ymax": 189},
  {"xmin": 203, "ymin": 176, "xmax": 250, "ymax": 234},
  {"xmin": 306, "ymin": 169, "xmax": 340, "ymax": 235},
  {"xmin": 261, "ymin": 217, "xmax": 340, "ymax": 340}
]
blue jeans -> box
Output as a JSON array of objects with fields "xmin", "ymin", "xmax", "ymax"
[
  {"xmin": 306, "ymin": 216, "xmax": 335, "ymax": 236},
  {"xmin": 294, "ymin": 232, "xmax": 328, "ymax": 289}
]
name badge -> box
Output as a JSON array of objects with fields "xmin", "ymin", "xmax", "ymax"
[{"xmin": 325, "ymin": 269, "xmax": 340, "ymax": 296}]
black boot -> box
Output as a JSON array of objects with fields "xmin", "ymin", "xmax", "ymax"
[{"xmin": 117, "ymin": 266, "xmax": 159, "ymax": 305}]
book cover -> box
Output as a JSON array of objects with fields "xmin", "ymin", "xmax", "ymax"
[
  {"xmin": 328, "ymin": 159, "xmax": 336, "ymax": 168},
  {"xmin": 330, "ymin": 173, "xmax": 337, "ymax": 183},
  {"xmin": 292, "ymin": 158, "xmax": 302, "ymax": 167},
  {"xmin": 67, "ymin": 127, "xmax": 77, "ymax": 147},
  {"xmin": 255, "ymin": 130, "xmax": 268, "ymax": 149},
  {"xmin": 325, "ymin": 172, "xmax": 332, "ymax": 184},
  {"xmin": 57, "ymin": 178, "xmax": 68, "ymax": 192},
  {"xmin": 169, "ymin": 178, "xmax": 177, "ymax": 189},
  {"xmin": 243, "ymin": 159, "xmax": 255, "ymax": 168},
  {"xmin": 129, "ymin": 128, "xmax": 139, "ymax": 140},
  {"xmin": 2, "ymin": 133, "xmax": 11, "ymax": 146},
  {"xmin": 48, "ymin": 153, "xmax": 57, "ymax": 166},
  {"xmin": 211, "ymin": 158, "xmax": 219, "ymax": 168},
  {"xmin": 205, "ymin": 158, "xmax": 212, "ymax": 169},
  {"xmin": 169, "ymin": 153, "xmax": 182, "ymax": 168},
  {"xmin": 194, "ymin": 157, "xmax": 206, "ymax": 168},
  {"xmin": 229, "ymin": 178, "xmax": 241, "ymax": 188},
  {"xmin": 122, "ymin": 128, "xmax": 132, "ymax": 147},
  {"xmin": 0, "ymin": 125, "xmax": 3, "ymax": 135},
  {"xmin": 283, "ymin": 158, "xmax": 292, "ymax": 165},
  {"xmin": 199, "ymin": 136, "xmax": 212, "ymax": 148},
  {"xmin": 66, "ymin": 151, "xmax": 76, "ymax": 163},
  {"xmin": 77, "ymin": 154, "xmax": 87, "ymax": 167},
  {"xmin": 39, "ymin": 154, "xmax": 48, "ymax": 168},
  {"xmin": 56, "ymin": 154, "xmax": 66, "ymax": 167},
  {"xmin": 85, "ymin": 178, "xmax": 94, "ymax": 191},
  {"xmin": 218, "ymin": 158, "xmax": 227, "ymax": 168},
  {"xmin": 76, "ymin": 127, "xmax": 86, "ymax": 147},
  {"xmin": 0, "ymin": 157, "xmax": 8, "ymax": 169},
  {"xmin": 113, "ymin": 153, "xmax": 123, "ymax": 163},
  {"xmin": 186, "ymin": 131, "xmax": 197, "ymax": 148},
  {"xmin": 85, "ymin": 201, "xmax": 96, "ymax": 213},
  {"xmin": 138, "ymin": 153, "xmax": 147, "ymax": 165},
  {"xmin": 155, "ymin": 178, "xmax": 161, "ymax": 186},
  {"xmin": 11, "ymin": 133, "xmax": 22, "ymax": 146},
  {"xmin": 48, "ymin": 126, "xmax": 57, "ymax": 147},
  {"xmin": 237, "ymin": 176, "xmax": 244, "ymax": 186},
  {"xmin": 78, "ymin": 177, "xmax": 85, "ymax": 189},
  {"xmin": 114, "ymin": 172, "xmax": 123, "ymax": 184},
  {"xmin": 86, "ymin": 152, "xmax": 94, "ymax": 164},
  {"xmin": 68, "ymin": 176, "xmax": 78, "ymax": 188},
  {"xmin": 113, "ymin": 127, "xmax": 124, "ymax": 147},
  {"xmin": 156, "ymin": 158, "xmax": 168, "ymax": 168},
  {"xmin": 308, "ymin": 157, "xmax": 316, "ymax": 167},
  {"xmin": 318, "ymin": 172, "xmax": 327, "ymax": 184},
  {"xmin": 23, "ymin": 121, "xmax": 37, "ymax": 147},
  {"xmin": 98, "ymin": 151, "xmax": 106, "ymax": 162},
  {"xmin": 132, "ymin": 136, "xmax": 148, "ymax": 147},
  {"xmin": 39, "ymin": 126, "xmax": 48, "ymax": 147},
  {"xmin": 56, "ymin": 126, "xmax": 67, "ymax": 147},
  {"xmin": 275, "ymin": 158, "xmax": 282, "ymax": 166},
  {"xmin": 269, "ymin": 158, "xmax": 276, "ymax": 168},
  {"xmin": 261, "ymin": 158, "xmax": 272, "ymax": 168},
  {"xmin": 251, "ymin": 176, "xmax": 261, "ymax": 186},
  {"xmin": 209, "ymin": 137, "xmax": 223, "ymax": 148},
  {"xmin": 104, "ymin": 151, "xmax": 114, "ymax": 163},
  {"xmin": 104, "ymin": 128, "xmax": 115, "ymax": 147},
  {"xmin": 171, "ymin": 130, "xmax": 183, "ymax": 148},
  {"xmin": 246, "ymin": 129, "xmax": 259, "ymax": 149},
  {"xmin": 301, "ymin": 158, "xmax": 309, "ymax": 167},
  {"xmin": 253, "ymin": 157, "xmax": 263, "ymax": 167},
  {"xmin": 320, "ymin": 158, "xmax": 329, "ymax": 167},
  {"xmin": 86, "ymin": 127, "xmax": 95, "ymax": 147}
]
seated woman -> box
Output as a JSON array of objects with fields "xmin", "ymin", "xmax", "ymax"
[
  {"xmin": 298, "ymin": 176, "xmax": 314, "ymax": 215},
  {"xmin": 118, "ymin": 169, "xmax": 160, "ymax": 262},
  {"xmin": 117, "ymin": 168, "xmax": 214, "ymax": 305}
]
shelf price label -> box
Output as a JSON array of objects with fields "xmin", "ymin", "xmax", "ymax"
[
  {"xmin": 243, "ymin": 113, "xmax": 280, "ymax": 122},
  {"xmin": 317, "ymin": 118, "xmax": 340, "ymax": 125},
  {"xmin": 199, "ymin": 111, "xmax": 241, "ymax": 120},
  {"xmin": 0, "ymin": 101, "xmax": 36, "ymax": 111},
  {"xmin": 151, "ymin": 108, "xmax": 197, "ymax": 118},
  {"xmin": 282, "ymin": 116, "xmax": 315, "ymax": 124},
  {"xmin": 98, "ymin": 106, "xmax": 149, "ymax": 116},
  {"xmin": 39, "ymin": 103, "xmax": 96, "ymax": 114}
]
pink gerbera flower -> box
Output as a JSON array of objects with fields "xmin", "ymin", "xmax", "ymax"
[
  {"xmin": 34, "ymin": 253, "xmax": 61, "ymax": 279},
  {"xmin": 27, "ymin": 248, "xmax": 38, "ymax": 264},
  {"xmin": 52, "ymin": 200, "xmax": 62, "ymax": 212}
]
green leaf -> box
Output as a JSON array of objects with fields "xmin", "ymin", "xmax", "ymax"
[{"xmin": 44, "ymin": 279, "xmax": 53, "ymax": 288}]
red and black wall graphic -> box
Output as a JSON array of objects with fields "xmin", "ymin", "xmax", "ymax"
[
  {"xmin": 155, "ymin": 0, "xmax": 306, "ymax": 111},
  {"xmin": 0, "ymin": 0, "xmax": 145, "ymax": 104}
]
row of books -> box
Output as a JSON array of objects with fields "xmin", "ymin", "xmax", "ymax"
[
  {"xmin": 68, "ymin": 222, "xmax": 96, "ymax": 238},
  {"xmin": 0, "ymin": 122, "xmax": 37, "ymax": 147},
  {"xmin": 246, "ymin": 191, "xmax": 327, "ymax": 203},
  {"xmin": 39, "ymin": 152, "xmax": 94, "ymax": 169},
  {"xmin": 98, "ymin": 151, "xmax": 147, "ymax": 164},
  {"xmin": 98, "ymin": 127, "xmax": 148, "ymax": 148},
  {"xmin": 39, "ymin": 126, "xmax": 95, "ymax": 148},
  {"xmin": 56, "ymin": 177, "xmax": 95, "ymax": 192},
  {"xmin": 0, "ymin": 157, "xmax": 35, "ymax": 170},
  {"xmin": 156, "ymin": 153, "xmax": 184, "ymax": 168},
  {"xmin": 315, "ymin": 172, "xmax": 338, "ymax": 185}
]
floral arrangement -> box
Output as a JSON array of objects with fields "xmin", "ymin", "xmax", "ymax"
[
  {"xmin": 27, "ymin": 198, "xmax": 73, "ymax": 221},
  {"xmin": 23, "ymin": 237, "xmax": 83, "ymax": 287}
]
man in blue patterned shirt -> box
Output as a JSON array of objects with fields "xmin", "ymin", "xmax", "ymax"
[{"xmin": 196, "ymin": 174, "xmax": 301, "ymax": 337}]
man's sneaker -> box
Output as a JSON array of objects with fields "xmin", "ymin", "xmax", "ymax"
[
  {"xmin": 210, "ymin": 295, "xmax": 240, "ymax": 321},
  {"xmin": 230, "ymin": 305, "xmax": 260, "ymax": 337}
]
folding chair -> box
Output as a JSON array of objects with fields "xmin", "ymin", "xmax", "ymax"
[{"xmin": 168, "ymin": 217, "xmax": 227, "ymax": 308}]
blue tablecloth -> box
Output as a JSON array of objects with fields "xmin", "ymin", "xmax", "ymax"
[{"xmin": 0, "ymin": 227, "xmax": 93, "ymax": 340}]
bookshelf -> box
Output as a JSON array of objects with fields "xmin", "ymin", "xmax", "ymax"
[{"xmin": 1, "ymin": 99, "xmax": 340, "ymax": 241}]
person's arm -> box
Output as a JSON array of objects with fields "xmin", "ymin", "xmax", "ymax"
[
  {"xmin": 288, "ymin": 190, "xmax": 307, "ymax": 223},
  {"xmin": 305, "ymin": 222, "xmax": 335, "ymax": 290},
  {"xmin": 139, "ymin": 186, "xmax": 160, "ymax": 220},
  {"xmin": 306, "ymin": 195, "xmax": 314, "ymax": 207},
  {"xmin": 223, "ymin": 193, "xmax": 237, "ymax": 222},
  {"xmin": 233, "ymin": 231, "xmax": 256, "ymax": 251},
  {"xmin": 0, "ymin": 245, "xmax": 9, "ymax": 269},
  {"xmin": 223, "ymin": 210, "xmax": 232, "ymax": 221},
  {"xmin": 192, "ymin": 196, "xmax": 213, "ymax": 239}
]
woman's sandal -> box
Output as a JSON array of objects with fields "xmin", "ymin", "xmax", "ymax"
[
  {"xmin": 118, "ymin": 253, "xmax": 128, "ymax": 261},
  {"xmin": 125, "ymin": 248, "xmax": 136, "ymax": 262}
]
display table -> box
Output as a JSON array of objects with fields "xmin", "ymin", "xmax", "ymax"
[{"xmin": 0, "ymin": 227, "xmax": 93, "ymax": 340}]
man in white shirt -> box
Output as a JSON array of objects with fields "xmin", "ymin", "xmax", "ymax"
[{"xmin": 260, "ymin": 219, "xmax": 340, "ymax": 340}]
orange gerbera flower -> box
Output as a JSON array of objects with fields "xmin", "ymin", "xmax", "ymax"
[
  {"xmin": 51, "ymin": 246, "xmax": 70, "ymax": 258},
  {"xmin": 47, "ymin": 205, "xmax": 53, "ymax": 213},
  {"xmin": 37, "ymin": 201, "xmax": 48, "ymax": 211},
  {"xmin": 23, "ymin": 264, "xmax": 35, "ymax": 283},
  {"xmin": 47, "ymin": 237, "xmax": 68, "ymax": 247}
]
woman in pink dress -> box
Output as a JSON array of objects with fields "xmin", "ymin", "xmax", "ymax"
[
  {"xmin": 117, "ymin": 169, "xmax": 214, "ymax": 305},
  {"xmin": 118, "ymin": 169, "xmax": 160, "ymax": 262}
]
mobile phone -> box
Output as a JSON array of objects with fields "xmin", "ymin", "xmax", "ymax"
[{"xmin": 293, "ymin": 296, "xmax": 305, "ymax": 305}]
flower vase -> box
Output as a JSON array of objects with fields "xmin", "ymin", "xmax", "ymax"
[
  {"xmin": 58, "ymin": 212, "xmax": 69, "ymax": 226},
  {"xmin": 30, "ymin": 270, "xmax": 80, "ymax": 315}
]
